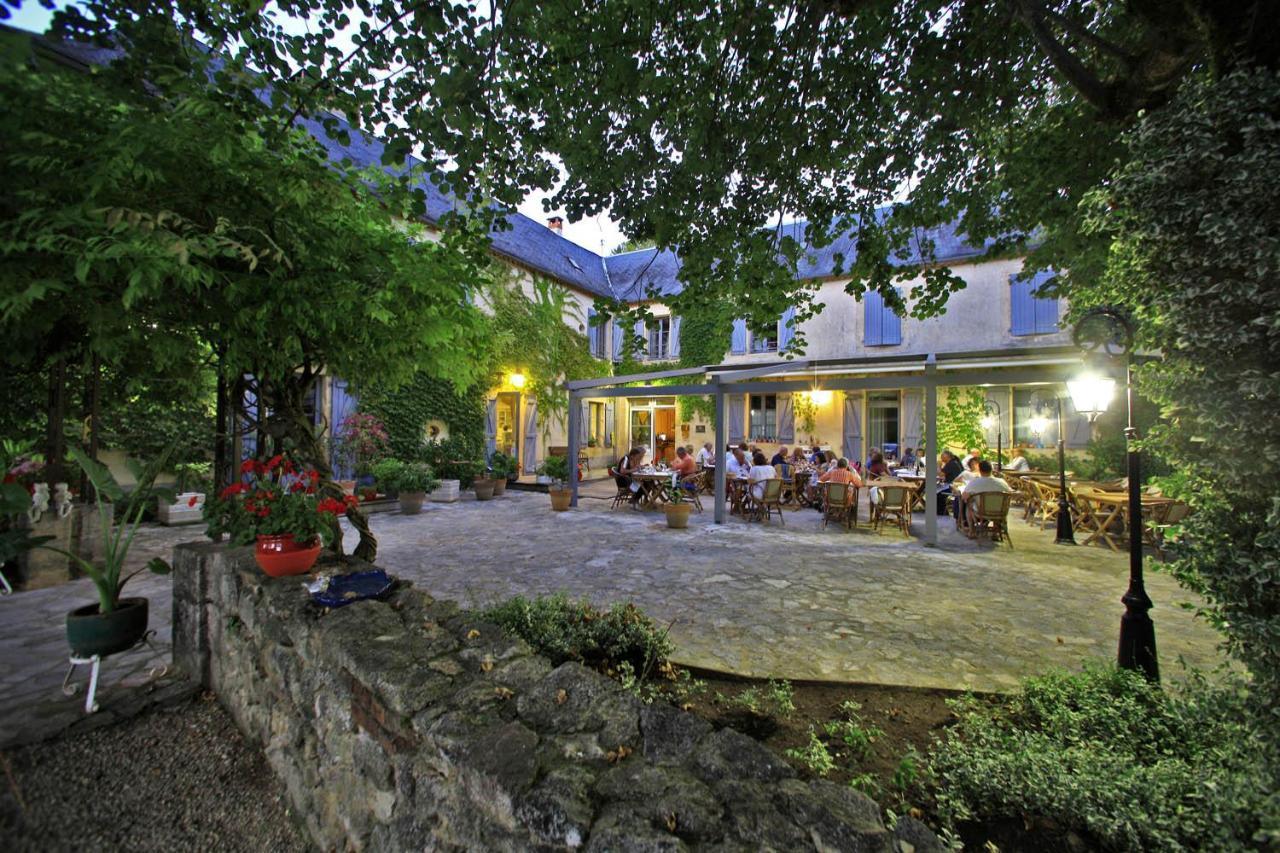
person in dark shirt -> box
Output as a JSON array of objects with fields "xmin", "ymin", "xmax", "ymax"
[
  {"xmin": 937, "ymin": 450, "xmax": 964, "ymax": 515},
  {"xmin": 770, "ymin": 446, "xmax": 789, "ymax": 467}
]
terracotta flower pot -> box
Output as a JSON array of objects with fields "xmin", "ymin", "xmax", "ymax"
[
  {"xmin": 549, "ymin": 487, "xmax": 572, "ymax": 511},
  {"xmin": 255, "ymin": 534, "xmax": 322, "ymax": 577},
  {"xmin": 473, "ymin": 478, "xmax": 496, "ymax": 501},
  {"xmin": 398, "ymin": 491, "xmax": 426, "ymax": 514},
  {"xmin": 491, "ymin": 477, "xmax": 507, "ymax": 496},
  {"xmin": 664, "ymin": 503, "xmax": 692, "ymax": 529}
]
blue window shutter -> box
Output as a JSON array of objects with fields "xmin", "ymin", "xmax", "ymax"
[
  {"xmin": 864, "ymin": 292, "xmax": 883, "ymax": 346},
  {"xmin": 883, "ymin": 289, "xmax": 902, "ymax": 345},
  {"xmin": 587, "ymin": 308, "xmax": 598, "ymax": 356},
  {"xmin": 730, "ymin": 319, "xmax": 748, "ymax": 354},
  {"xmin": 1010, "ymin": 275, "xmax": 1034, "ymax": 335},
  {"xmin": 778, "ymin": 306, "xmax": 796, "ymax": 351},
  {"xmin": 611, "ymin": 318, "xmax": 623, "ymax": 360},
  {"xmin": 634, "ymin": 320, "xmax": 646, "ymax": 359},
  {"xmin": 1031, "ymin": 272, "xmax": 1060, "ymax": 334},
  {"xmin": 669, "ymin": 316, "xmax": 681, "ymax": 359}
]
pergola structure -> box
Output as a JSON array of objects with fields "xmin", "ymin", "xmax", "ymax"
[{"xmin": 565, "ymin": 346, "xmax": 1096, "ymax": 545}]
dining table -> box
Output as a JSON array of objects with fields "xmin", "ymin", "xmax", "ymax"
[
  {"xmin": 629, "ymin": 470, "xmax": 675, "ymax": 509},
  {"xmin": 1078, "ymin": 491, "xmax": 1178, "ymax": 551}
]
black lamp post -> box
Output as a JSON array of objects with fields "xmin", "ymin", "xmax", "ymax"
[
  {"xmin": 1031, "ymin": 391, "xmax": 1076, "ymax": 545},
  {"xmin": 981, "ymin": 398, "xmax": 1003, "ymax": 473},
  {"xmin": 1070, "ymin": 308, "xmax": 1158, "ymax": 682}
]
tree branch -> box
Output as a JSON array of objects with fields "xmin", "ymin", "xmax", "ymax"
[{"xmin": 1013, "ymin": 0, "xmax": 1117, "ymax": 117}]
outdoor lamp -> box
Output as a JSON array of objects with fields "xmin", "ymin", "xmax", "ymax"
[
  {"xmin": 980, "ymin": 414, "xmax": 996, "ymax": 430},
  {"xmin": 508, "ymin": 372, "xmax": 526, "ymax": 389},
  {"xmin": 808, "ymin": 389, "xmax": 833, "ymax": 406},
  {"xmin": 1067, "ymin": 372, "xmax": 1116, "ymax": 423},
  {"xmin": 1028, "ymin": 413, "xmax": 1049, "ymax": 438}
]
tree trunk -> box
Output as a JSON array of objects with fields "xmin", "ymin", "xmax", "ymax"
[
  {"xmin": 213, "ymin": 362, "xmax": 229, "ymax": 494},
  {"xmin": 45, "ymin": 356, "xmax": 67, "ymax": 484},
  {"xmin": 80, "ymin": 353, "xmax": 101, "ymax": 500}
]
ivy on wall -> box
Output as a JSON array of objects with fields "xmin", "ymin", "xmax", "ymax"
[
  {"xmin": 935, "ymin": 387, "xmax": 988, "ymax": 453},
  {"xmin": 355, "ymin": 374, "xmax": 486, "ymax": 464},
  {"xmin": 674, "ymin": 302, "xmax": 735, "ymax": 425}
]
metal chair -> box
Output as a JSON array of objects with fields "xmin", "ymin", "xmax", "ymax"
[
  {"xmin": 872, "ymin": 484, "xmax": 912, "ymax": 536},
  {"xmin": 679, "ymin": 473, "xmax": 705, "ymax": 513},
  {"xmin": 607, "ymin": 467, "xmax": 633, "ymax": 510},
  {"xmin": 821, "ymin": 481, "xmax": 855, "ymax": 530},
  {"xmin": 968, "ymin": 491, "xmax": 1013, "ymax": 547}
]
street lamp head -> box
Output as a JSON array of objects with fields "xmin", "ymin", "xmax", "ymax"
[
  {"xmin": 1067, "ymin": 371, "xmax": 1116, "ymax": 423},
  {"xmin": 1028, "ymin": 413, "xmax": 1050, "ymax": 437},
  {"xmin": 980, "ymin": 414, "xmax": 996, "ymax": 431}
]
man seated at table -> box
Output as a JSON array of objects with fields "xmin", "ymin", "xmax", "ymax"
[
  {"xmin": 960, "ymin": 460, "xmax": 1013, "ymax": 527},
  {"xmin": 770, "ymin": 446, "xmax": 789, "ymax": 467},
  {"xmin": 819, "ymin": 457, "xmax": 862, "ymax": 487},
  {"xmin": 1004, "ymin": 447, "xmax": 1031, "ymax": 472},
  {"xmin": 900, "ymin": 446, "xmax": 917, "ymax": 469},
  {"xmin": 747, "ymin": 451, "xmax": 778, "ymax": 500},
  {"xmin": 673, "ymin": 446, "xmax": 697, "ymax": 478},
  {"xmin": 725, "ymin": 446, "xmax": 750, "ymax": 479},
  {"xmin": 696, "ymin": 441, "xmax": 715, "ymax": 468},
  {"xmin": 936, "ymin": 450, "xmax": 963, "ymax": 515}
]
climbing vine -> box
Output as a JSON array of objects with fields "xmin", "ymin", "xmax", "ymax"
[
  {"xmin": 674, "ymin": 301, "xmax": 735, "ymax": 425},
  {"xmin": 935, "ymin": 387, "xmax": 988, "ymax": 453},
  {"xmin": 355, "ymin": 375, "xmax": 486, "ymax": 463}
]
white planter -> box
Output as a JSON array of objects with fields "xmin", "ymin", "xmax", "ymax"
[
  {"xmin": 429, "ymin": 480, "xmax": 461, "ymax": 503},
  {"xmin": 158, "ymin": 492, "xmax": 205, "ymax": 526},
  {"xmin": 535, "ymin": 475, "xmax": 553, "ymax": 485}
]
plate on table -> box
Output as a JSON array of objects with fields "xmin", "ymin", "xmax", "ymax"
[{"xmin": 311, "ymin": 570, "xmax": 394, "ymax": 609}]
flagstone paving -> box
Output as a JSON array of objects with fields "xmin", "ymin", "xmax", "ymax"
[{"xmin": 0, "ymin": 487, "xmax": 1227, "ymax": 745}]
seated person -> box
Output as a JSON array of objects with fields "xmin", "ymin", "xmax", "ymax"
[
  {"xmin": 936, "ymin": 450, "xmax": 964, "ymax": 515},
  {"xmin": 962, "ymin": 460, "xmax": 1013, "ymax": 525},
  {"xmin": 770, "ymin": 446, "xmax": 789, "ymax": 467},
  {"xmin": 747, "ymin": 451, "xmax": 778, "ymax": 501},
  {"xmin": 789, "ymin": 447, "xmax": 808, "ymax": 464},
  {"xmin": 865, "ymin": 452, "xmax": 889, "ymax": 479},
  {"xmin": 615, "ymin": 447, "xmax": 645, "ymax": 504},
  {"xmin": 864, "ymin": 447, "xmax": 880, "ymax": 471},
  {"xmin": 1004, "ymin": 447, "xmax": 1031, "ymax": 472},
  {"xmin": 696, "ymin": 441, "xmax": 716, "ymax": 468},
  {"xmin": 899, "ymin": 446, "xmax": 917, "ymax": 469},
  {"xmin": 725, "ymin": 447, "xmax": 750, "ymax": 479},
  {"xmin": 819, "ymin": 457, "xmax": 863, "ymax": 487},
  {"xmin": 673, "ymin": 446, "xmax": 697, "ymax": 477},
  {"xmin": 951, "ymin": 457, "xmax": 982, "ymax": 520}
]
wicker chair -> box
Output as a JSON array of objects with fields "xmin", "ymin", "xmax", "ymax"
[
  {"xmin": 1071, "ymin": 486, "xmax": 1107, "ymax": 542},
  {"xmin": 679, "ymin": 473, "xmax": 704, "ymax": 513},
  {"xmin": 872, "ymin": 484, "xmax": 912, "ymax": 536},
  {"xmin": 607, "ymin": 467, "xmax": 633, "ymax": 510},
  {"xmin": 822, "ymin": 481, "xmax": 855, "ymax": 529},
  {"xmin": 967, "ymin": 491, "xmax": 1013, "ymax": 547},
  {"xmin": 1031, "ymin": 480, "xmax": 1062, "ymax": 529},
  {"xmin": 746, "ymin": 478, "xmax": 786, "ymax": 524}
]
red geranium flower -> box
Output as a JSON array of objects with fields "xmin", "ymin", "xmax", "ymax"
[
  {"xmin": 307, "ymin": 469, "xmax": 321, "ymax": 483},
  {"xmin": 219, "ymin": 483, "xmax": 247, "ymax": 499},
  {"xmin": 240, "ymin": 459, "xmax": 256, "ymax": 474},
  {"xmin": 316, "ymin": 497, "xmax": 348, "ymax": 515},
  {"xmin": 289, "ymin": 481, "xmax": 305, "ymax": 493},
  {"xmin": 187, "ymin": 495, "xmax": 200, "ymax": 507},
  {"xmin": 267, "ymin": 454, "xmax": 283, "ymax": 471}
]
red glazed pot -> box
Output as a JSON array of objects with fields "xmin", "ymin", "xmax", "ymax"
[{"xmin": 254, "ymin": 534, "xmax": 322, "ymax": 577}]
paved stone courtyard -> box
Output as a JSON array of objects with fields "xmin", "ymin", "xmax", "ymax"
[{"xmin": 0, "ymin": 486, "xmax": 1226, "ymax": 744}]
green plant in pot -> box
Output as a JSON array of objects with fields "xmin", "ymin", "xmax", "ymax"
[
  {"xmin": 52, "ymin": 447, "xmax": 176, "ymax": 658},
  {"xmin": 659, "ymin": 479, "xmax": 694, "ymax": 529},
  {"xmin": 488, "ymin": 451, "xmax": 518, "ymax": 495},
  {"xmin": 537, "ymin": 455, "xmax": 573, "ymax": 511},
  {"xmin": 372, "ymin": 458, "xmax": 439, "ymax": 515}
]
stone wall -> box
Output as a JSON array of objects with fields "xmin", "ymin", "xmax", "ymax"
[{"xmin": 172, "ymin": 542, "xmax": 942, "ymax": 851}]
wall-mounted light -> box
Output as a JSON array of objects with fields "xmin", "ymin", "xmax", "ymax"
[
  {"xmin": 807, "ymin": 389, "xmax": 833, "ymax": 406},
  {"xmin": 509, "ymin": 372, "xmax": 526, "ymax": 389}
]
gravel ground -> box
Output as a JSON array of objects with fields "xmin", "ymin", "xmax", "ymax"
[{"xmin": 0, "ymin": 694, "xmax": 307, "ymax": 852}]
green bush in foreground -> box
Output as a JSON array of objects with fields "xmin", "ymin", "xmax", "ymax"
[
  {"xmin": 928, "ymin": 663, "xmax": 1278, "ymax": 851},
  {"xmin": 481, "ymin": 593, "xmax": 673, "ymax": 676}
]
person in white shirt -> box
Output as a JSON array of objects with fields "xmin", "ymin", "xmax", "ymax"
[
  {"xmin": 961, "ymin": 461, "xmax": 1013, "ymax": 525},
  {"xmin": 960, "ymin": 447, "xmax": 982, "ymax": 470},
  {"xmin": 696, "ymin": 442, "xmax": 715, "ymax": 468},
  {"xmin": 1004, "ymin": 447, "xmax": 1031, "ymax": 472},
  {"xmin": 950, "ymin": 457, "xmax": 981, "ymax": 521},
  {"xmin": 747, "ymin": 451, "xmax": 778, "ymax": 500},
  {"xmin": 725, "ymin": 447, "xmax": 750, "ymax": 479}
]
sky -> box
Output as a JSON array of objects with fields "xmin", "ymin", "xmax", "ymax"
[{"xmin": 5, "ymin": 1, "xmax": 629, "ymax": 255}]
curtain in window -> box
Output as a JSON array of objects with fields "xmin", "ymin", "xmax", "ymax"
[
  {"xmin": 777, "ymin": 393, "xmax": 795, "ymax": 443},
  {"xmin": 728, "ymin": 394, "xmax": 746, "ymax": 444},
  {"xmin": 523, "ymin": 398, "xmax": 539, "ymax": 474},
  {"xmin": 842, "ymin": 392, "xmax": 863, "ymax": 463},
  {"xmin": 669, "ymin": 317, "xmax": 681, "ymax": 359}
]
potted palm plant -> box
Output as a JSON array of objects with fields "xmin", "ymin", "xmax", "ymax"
[
  {"xmin": 371, "ymin": 458, "xmax": 439, "ymax": 514},
  {"xmin": 488, "ymin": 451, "xmax": 517, "ymax": 496},
  {"xmin": 660, "ymin": 480, "xmax": 693, "ymax": 529},
  {"xmin": 537, "ymin": 455, "xmax": 573, "ymax": 511},
  {"xmin": 52, "ymin": 447, "xmax": 176, "ymax": 658},
  {"xmin": 204, "ymin": 455, "xmax": 353, "ymax": 577}
]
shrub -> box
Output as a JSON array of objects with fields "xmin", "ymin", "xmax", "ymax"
[
  {"xmin": 419, "ymin": 437, "xmax": 483, "ymax": 487},
  {"xmin": 370, "ymin": 458, "xmax": 438, "ymax": 494},
  {"xmin": 927, "ymin": 664, "xmax": 1278, "ymax": 851},
  {"xmin": 481, "ymin": 593, "xmax": 673, "ymax": 676},
  {"xmin": 536, "ymin": 454, "xmax": 570, "ymax": 485}
]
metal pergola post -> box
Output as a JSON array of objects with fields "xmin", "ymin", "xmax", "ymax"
[
  {"xmin": 924, "ymin": 354, "xmax": 938, "ymax": 546},
  {"xmin": 567, "ymin": 388, "xmax": 580, "ymax": 507},
  {"xmin": 713, "ymin": 378, "xmax": 727, "ymax": 523}
]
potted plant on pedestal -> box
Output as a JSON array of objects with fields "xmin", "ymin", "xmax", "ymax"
[
  {"xmin": 336, "ymin": 412, "xmax": 391, "ymax": 491},
  {"xmin": 660, "ymin": 480, "xmax": 693, "ymax": 529},
  {"xmin": 537, "ymin": 455, "xmax": 573, "ymax": 511},
  {"xmin": 204, "ymin": 455, "xmax": 353, "ymax": 577},
  {"xmin": 51, "ymin": 447, "xmax": 176, "ymax": 657},
  {"xmin": 488, "ymin": 451, "xmax": 517, "ymax": 496},
  {"xmin": 371, "ymin": 458, "xmax": 439, "ymax": 515}
]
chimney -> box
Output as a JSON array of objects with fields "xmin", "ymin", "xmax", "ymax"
[{"xmin": 546, "ymin": 216, "xmax": 564, "ymax": 235}]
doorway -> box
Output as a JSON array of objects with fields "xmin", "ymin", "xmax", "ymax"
[
  {"xmin": 627, "ymin": 397, "xmax": 677, "ymax": 464},
  {"xmin": 867, "ymin": 392, "xmax": 900, "ymax": 456},
  {"xmin": 495, "ymin": 392, "xmax": 520, "ymax": 460}
]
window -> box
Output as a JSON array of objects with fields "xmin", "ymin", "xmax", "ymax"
[
  {"xmin": 749, "ymin": 394, "xmax": 777, "ymax": 441},
  {"xmin": 647, "ymin": 317, "xmax": 671, "ymax": 360},
  {"xmin": 864, "ymin": 290, "xmax": 903, "ymax": 346},
  {"xmin": 587, "ymin": 309, "xmax": 605, "ymax": 357},
  {"xmin": 589, "ymin": 401, "xmax": 605, "ymax": 445},
  {"xmin": 1010, "ymin": 272, "xmax": 1060, "ymax": 335},
  {"xmin": 750, "ymin": 330, "xmax": 777, "ymax": 353}
]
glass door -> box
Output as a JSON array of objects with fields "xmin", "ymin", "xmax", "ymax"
[
  {"xmin": 629, "ymin": 407, "xmax": 652, "ymax": 457},
  {"xmin": 867, "ymin": 392, "xmax": 900, "ymax": 457},
  {"xmin": 654, "ymin": 408, "xmax": 677, "ymax": 463},
  {"xmin": 496, "ymin": 393, "xmax": 520, "ymax": 458}
]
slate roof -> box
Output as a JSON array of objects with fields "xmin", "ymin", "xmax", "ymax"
[{"xmin": 16, "ymin": 25, "xmax": 998, "ymax": 305}]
